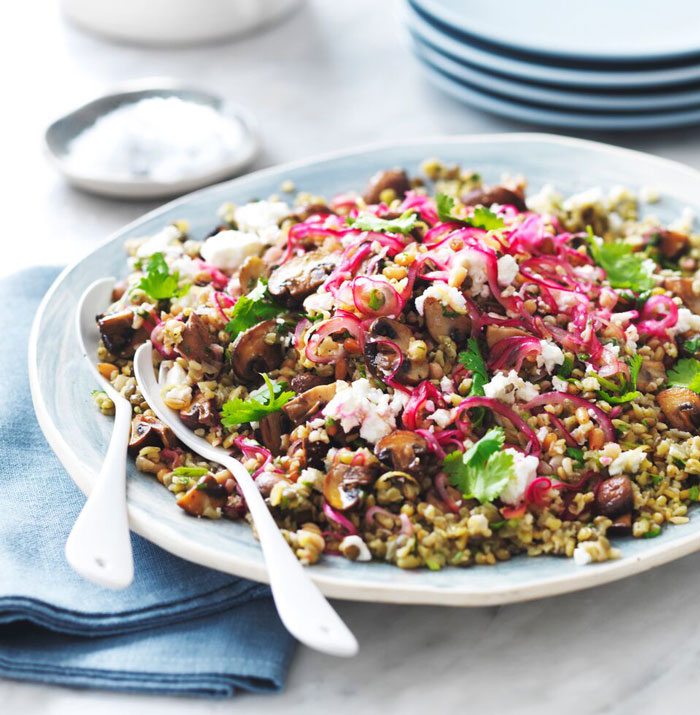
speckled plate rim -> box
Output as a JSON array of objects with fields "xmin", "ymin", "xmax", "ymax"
[{"xmin": 28, "ymin": 133, "xmax": 700, "ymax": 606}]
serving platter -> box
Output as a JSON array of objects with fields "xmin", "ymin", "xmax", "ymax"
[{"xmin": 29, "ymin": 134, "xmax": 700, "ymax": 606}]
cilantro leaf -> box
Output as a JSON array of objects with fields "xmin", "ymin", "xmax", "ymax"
[
  {"xmin": 444, "ymin": 427, "xmax": 514, "ymax": 504},
  {"xmin": 566, "ymin": 446, "xmax": 584, "ymax": 463},
  {"xmin": 221, "ymin": 374, "xmax": 294, "ymax": 428},
  {"xmin": 458, "ymin": 338, "xmax": 488, "ymax": 397},
  {"xmin": 557, "ymin": 354, "xmax": 574, "ymax": 379},
  {"xmin": 668, "ymin": 358, "xmax": 700, "ymax": 393},
  {"xmin": 172, "ymin": 466, "xmax": 209, "ymax": 477},
  {"xmin": 684, "ymin": 336, "xmax": 700, "ymax": 354},
  {"xmin": 347, "ymin": 210, "xmax": 418, "ymax": 235},
  {"xmin": 586, "ymin": 228, "xmax": 655, "ymax": 292},
  {"xmin": 225, "ymin": 281, "xmax": 286, "ymax": 338},
  {"xmin": 436, "ymin": 193, "xmax": 505, "ymax": 230},
  {"xmin": 596, "ymin": 354, "xmax": 643, "ymax": 405},
  {"xmin": 137, "ymin": 252, "xmax": 190, "ymax": 301}
]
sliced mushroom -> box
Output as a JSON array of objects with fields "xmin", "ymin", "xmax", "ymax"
[
  {"xmin": 290, "ymin": 372, "xmax": 329, "ymax": 394},
  {"xmin": 485, "ymin": 324, "xmax": 530, "ymax": 348},
  {"xmin": 179, "ymin": 395, "xmax": 217, "ymax": 430},
  {"xmin": 608, "ymin": 512, "xmax": 632, "ymax": 535},
  {"xmin": 178, "ymin": 312, "xmax": 224, "ymax": 374},
  {"xmin": 282, "ymin": 382, "xmax": 337, "ymax": 425},
  {"xmin": 259, "ymin": 412, "xmax": 284, "ymax": 455},
  {"xmin": 267, "ymin": 249, "xmax": 341, "ymax": 305},
  {"xmin": 595, "ymin": 475, "xmax": 634, "ymax": 518},
  {"xmin": 230, "ymin": 319, "xmax": 283, "ymax": 385},
  {"xmin": 462, "ymin": 184, "xmax": 527, "ymax": 212},
  {"xmin": 656, "ymin": 229, "xmax": 689, "ymax": 259},
  {"xmin": 363, "ymin": 169, "xmax": 411, "ymax": 204},
  {"xmin": 364, "ymin": 317, "xmax": 429, "ymax": 386},
  {"xmin": 323, "ymin": 463, "xmax": 375, "ymax": 511},
  {"xmin": 176, "ymin": 474, "xmax": 227, "ymax": 517},
  {"xmin": 375, "ymin": 430, "xmax": 431, "ymax": 474},
  {"xmin": 664, "ymin": 276, "xmax": 700, "ymax": 314},
  {"xmin": 636, "ymin": 360, "xmax": 667, "ymax": 394},
  {"xmin": 657, "ymin": 387, "xmax": 700, "ymax": 431},
  {"xmin": 128, "ymin": 415, "xmax": 177, "ymax": 455},
  {"xmin": 374, "ymin": 470, "xmax": 421, "ymax": 505},
  {"xmin": 292, "ymin": 203, "xmax": 334, "ymax": 222},
  {"xmin": 238, "ymin": 255, "xmax": 268, "ymax": 293},
  {"xmin": 255, "ymin": 470, "xmax": 285, "ymax": 498},
  {"xmin": 422, "ymin": 297, "xmax": 471, "ymax": 344},
  {"xmin": 110, "ymin": 280, "xmax": 128, "ymax": 302},
  {"xmin": 97, "ymin": 309, "xmax": 147, "ymax": 358}
]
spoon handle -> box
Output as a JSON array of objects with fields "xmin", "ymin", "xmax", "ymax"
[
  {"xmin": 65, "ymin": 392, "xmax": 134, "ymax": 589},
  {"xmin": 222, "ymin": 455, "xmax": 358, "ymax": 657}
]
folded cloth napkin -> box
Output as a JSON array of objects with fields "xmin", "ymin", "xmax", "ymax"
[{"xmin": 0, "ymin": 267, "xmax": 296, "ymax": 697}]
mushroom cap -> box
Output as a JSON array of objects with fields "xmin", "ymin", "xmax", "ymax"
[
  {"xmin": 375, "ymin": 430, "xmax": 431, "ymax": 474},
  {"xmin": 462, "ymin": 183, "xmax": 527, "ymax": 212},
  {"xmin": 128, "ymin": 414, "xmax": 177, "ymax": 455},
  {"xmin": 664, "ymin": 276, "xmax": 700, "ymax": 314},
  {"xmin": 657, "ymin": 386, "xmax": 700, "ymax": 432},
  {"xmin": 267, "ymin": 249, "xmax": 341, "ymax": 305},
  {"xmin": 230, "ymin": 319, "xmax": 283, "ymax": 385},
  {"xmin": 362, "ymin": 169, "xmax": 411, "ymax": 204},
  {"xmin": 323, "ymin": 463, "xmax": 375, "ymax": 511},
  {"xmin": 364, "ymin": 317, "xmax": 429, "ymax": 386},
  {"xmin": 485, "ymin": 324, "xmax": 530, "ymax": 348},
  {"xmin": 595, "ymin": 475, "xmax": 633, "ymax": 518},
  {"xmin": 282, "ymin": 382, "xmax": 338, "ymax": 425},
  {"xmin": 422, "ymin": 297, "xmax": 471, "ymax": 344}
]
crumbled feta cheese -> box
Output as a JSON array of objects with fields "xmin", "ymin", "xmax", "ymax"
[
  {"xmin": 303, "ymin": 290, "xmax": 335, "ymax": 315},
  {"xmin": 536, "ymin": 339, "xmax": 564, "ymax": 373},
  {"xmin": 573, "ymin": 544, "xmax": 593, "ymax": 566},
  {"xmin": 483, "ymin": 370, "xmax": 539, "ymax": 404},
  {"xmin": 234, "ymin": 200, "xmax": 289, "ymax": 243},
  {"xmin": 563, "ymin": 187, "xmax": 604, "ymax": 212},
  {"xmin": 526, "ymin": 183, "xmax": 562, "ymax": 215},
  {"xmin": 467, "ymin": 513, "xmax": 492, "ymax": 537},
  {"xmin": 452, "ymin": 249, "xmax": 488, "ymax": 297},
  {"xmin": 669, "ymin": 307, "xmax": 700, "ymax": 336},
  {"xmin": 552, "ymin": 376, "xmax": 569, "ymax": 392},
  {"xmin": 440, "ymin": 376, "xmax": 455, "ymax": 394},
  {"xmin": 609, "ymin": 447, "xmax": 648, "ymax": 476},
  {"xmin": 500, "ymin": 449, "xmax": 539, "ymax": 505},
  {"xmin": 430, "ymin": 408, "xmax": 454, "ymax": 429},
  {"xmin": 497, "ymin": 254, "xmax": 519, "ymax": 286},
  {"xmin": 339, "ymin": 535, "xmax": 371, "ymax": 562},
  {"xmin": 415, "ymin": 283, "xmax": 467, "ymax": 316},
  {"xmin": 200, "ymin": 229, "xmax": 264, "ymax": 271},
  {"xmin": 322, "ymin": 379, "xmax": 408, "ymax": 443},
  {"xmin": 581, "ymin": 376, "xmax": 600, "ymax": 392},
  {"xmin": 670, "ymin": 206, "xmax": 695, "ymax": 234},
  {"xmin": 136, "ymin": 225, "xmax": 183, "ymax": 258},
  {"xmin": 298, "ymin": 468, "xmax": 324, "ymax": 491}
]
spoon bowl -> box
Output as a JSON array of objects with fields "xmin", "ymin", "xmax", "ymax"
[
  {"xmin": 67, "ymin": 277, "xmax": 135, "ymax": 589},
  {"xmin": 134, "ymin": 341, "xmax": 359, "ymax": 657}
]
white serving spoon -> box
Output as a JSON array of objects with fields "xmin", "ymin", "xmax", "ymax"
[
  {"xmin": 134, "ymin": 341, "xmax": 359, "ymax": 657},
  {"xmin": 67, "ymin": 277, "xmax": 134, "ymax": 589}
]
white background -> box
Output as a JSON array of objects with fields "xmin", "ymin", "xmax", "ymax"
[{"xmin": 4, "ymin": 1, "xmax": 700, "ymax": 713}]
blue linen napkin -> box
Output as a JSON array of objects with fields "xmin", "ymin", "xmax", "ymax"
[{"xmin": 0, "ymin": 267, "xmax": 296, "ymax": 697}]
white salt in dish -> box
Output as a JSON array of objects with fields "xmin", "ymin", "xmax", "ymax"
[{"xmin": 45, "ymin": 81, "xmax": 259, "ymax": 200}]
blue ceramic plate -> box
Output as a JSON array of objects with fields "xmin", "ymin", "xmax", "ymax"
[
  {"xmin": 417, "ymin": 58, "xmax": 700, "ymax": 131},
  {"xmin": 412, "ymin": 36, "xmax": 700, "ymax": 113},
  {"xmin": 412, "ymin": 0, "xmax": 700, "ymax": 64},
  {"xmin": 405, "ymin": 2, "xmax": 700, "ymax": 89},
  {"xmin": 29, "ymin": 135, "xmax": 700, "ymax": 606}
]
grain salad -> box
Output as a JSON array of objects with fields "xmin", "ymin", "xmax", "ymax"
[{"xmin": 93, "ymin": 162, "xmax": 700, "ymax": 571}]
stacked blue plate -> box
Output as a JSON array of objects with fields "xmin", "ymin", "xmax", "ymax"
[{"xmin": 404, "ymin": 0, "xmax": 700, "ymax": 130}]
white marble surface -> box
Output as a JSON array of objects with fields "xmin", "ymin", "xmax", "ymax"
[{"xmin": 6, "ymin": 1, "xmax": 700, "ymax": 712}]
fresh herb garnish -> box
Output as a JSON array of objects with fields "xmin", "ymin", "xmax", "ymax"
[
  {"xmin": 566, "ymin": 446, "xmax": 584, "ymax": 464},
  {"xmin": 443, "ymin": 427, "xmax": 514, "ymax": 504},
  {"xmin": 585, "ymin": 227, "xmax": 655, "ymax": 293},
  {"xmin": 689, "ymin": 485, "xmax": 700, "ymax": 502},
  {"xmin": 367, "ymin": 288, "xmax": 386, "ymax": 311},
  {"xmin": 224, "ymin": 281, "xmax": 286, "ymax": 338},
  {"xmin": 684, "ymin": 336, "xmax": 700, "ymax": 355},
  {"xmin": 172, "ymin": 466, "xmax": 209, "ymax": 478},
  {"xmin": 347, "ymin": 210, "xmax": 418, "ymax": 235},
  {"xmin": 557, "ymin": 355, "xmax": 574, "ymax": 379},
  {"xmin": 643, "ymin": 525, "xmax": 662, "ymax": 539},
  {"xmin": 668, "ymin": 358, "xmax": 700, "ymax": 393},
  {"xmin": 436, "ymin": 193, "xmax": 505, "ymax": 230},
  {"xmin": 136, "ymin": 252, "xmax": 190, "ymax": 301},
  {"xmin": 220, "ymin": 374, "xmax": 294, "ymax": 428},
  {"xmin": 458, "ymin": 338, "xmax": 488, "ymax": 397},
  {"xmin": 596, "ymin": 354, "xmax": 643, "ymax": 405}
]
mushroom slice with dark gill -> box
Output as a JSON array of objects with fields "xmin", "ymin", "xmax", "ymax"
[
  {"xmin": 238, "ymin": 255, "xmax": 268, "ymax": 293},
  {"xmin": 485, "ymin": 324, "xmax": 530, "ymax": 348},
  {"xmin": 364, "ymin": 317, "xmax": 429, "ymax": 386},
  {"xmin": 179, "ymin": 394, "xmax": 217, "ymax": 430},
  {"xmin": 375, "ymin": 430, "xmax": 432, "ymax": 475},
  {"xmin": 128, "ymin": 415, "xmax": 177, "ymax": 455},
  {"xmin": 97, "ymin": 309, "xmax": 146, "ymax": 358},
  {"xmin": 462, "ymin": 183, "xmax": 527, "ymax": 212},
  {"xmin": 282, "ymin": 383, "xmax": 337, "ymax": 425},
  {"xmin": 362, "ymin": 169, "xmax": 411, "ymax": 204},
  {"xmin": 657, "ymin": 387, "xmax": 700, "ymax": 431},
  {"xmin": 178, "ymin": 312, "xmax": 224, "ymax": 374},
  {"xmin": 422, "ymin": 297, "xmax": 470, "ymax": 344},
  {"xmin": 267, "ymin": 249, "xmax": 341, "ymax": 305},
  {"xmin": 655, "ymin": 229, "xmax": 689, "ymax": 259},
  {"xmin": 230, "ymin": 319, "xmax": 283, "ymax": 385},
  {"xmin": 258, "ymin": 412, "xmax": 285, "ymax": 455},
  {"xmin": 323, "ymin": 462, "xmax": 376, "ymax": 511},
  {"xmin": 635, "ymin": 360, "xmax": 666, "ymax": 393},
  {"xmin": 177, "ymin": 474, "xmax": 228, "ymax": 517},
  {"xmin": 595, "ymin": 475, "xmax": 634, "ymax": 518}
]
